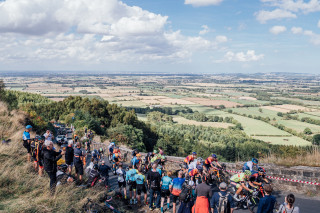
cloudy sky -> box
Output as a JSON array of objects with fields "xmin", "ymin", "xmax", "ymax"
[{"xmin": 0, "ymin": 0, "xmax": 319, "ymax": 73}]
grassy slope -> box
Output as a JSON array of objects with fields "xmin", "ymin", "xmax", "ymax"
[{"xmin": 0, "ymin": 103, "xmax": 105, "ymax": 213}]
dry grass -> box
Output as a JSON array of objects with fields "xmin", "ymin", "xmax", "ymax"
[
  {"xmin": 0, "ymin": 103, "xmax": 106, "ymax": 212},
  {"xmin": 261, "ymin": 147, "xmax": 320, "ymax": 167}
]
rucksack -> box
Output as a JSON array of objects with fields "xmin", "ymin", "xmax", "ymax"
[
  {"xmin": 217, "ymin": 192, "xmax": 230, "ymax": 213},
  {"xmin": 179, "ymin": 185, "xmax": 191, "ymax": 202}
]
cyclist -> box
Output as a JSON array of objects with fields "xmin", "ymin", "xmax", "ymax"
[
  {"xmin": 98, "ymin": 147, "xmax": 104, "ymax": 160},
  {"xmin": 249, "ymin": 167, "xmax": 270, "ymax": 189},
  {"xmin": 131, "ymin": 153, "xmax": 142, "ymax": 169},
  {"xmin": 87, "ymin": 164, "xmax": 100, "ymax": 188},
  {"xmin": 243, "ymin": 158, "xmax": 259, "ymax": 174},
  {"xmin": 204, "ymin": 154, "xmax": 222, "ymax": 171},
  {"xmin": 91, "ymin": 149, "xmax": 99, "ymax": 163},
  {"xmin": 108, "ymin": 142, "xmax": 115, "ymax": 161},
  {"xmin": 112, "ymin": 152, "xmax": 121, "ymax": 174},
  {"xmin": 126, "ymin": 164, "xmax": 138, "ymax": 204},
  {"xmin": 22, "ymin": 125, "xmax": 32, "ymax": 162},
  {"xmin": 184, "ymin": 152, "xmax": 197, "ymax": 167},
  {"xmin": 230, "ymin": 170, "xmax": 253, "ymax": 201}
]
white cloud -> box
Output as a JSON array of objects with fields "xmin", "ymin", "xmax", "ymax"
[
  {"xmin": 318, "ymin": 20, "xmax": 320, "ymax": 28},
  {"xmin": 255, "ymin": 9, "xmax": 296, "ymax": 24},
  {"xmin": 290, "ymin": 26, "xmax": 320, "ymax": 45},
  {"xmin": 291, "ymin": 27, "xmax": 303, "ymax": 34},
  {"xmin": 215, "ymin": 50, "xmax": 264, "ymax": 63},
  {"xmin": 0, "ymin": 0, "xmax": 228, "ymax": 66},
  {"xmin": 185, "ymin": 0, "xmax": 223, "ymax": 7},
  {"xmin": 269, "ymin": 25, "xmax": 287, "ymax": 35},
  {"xmin": 215, "ymin": 35, "xmax": 228, "ymax": 43},
  {"xmin": 199, "ymin": 25, "xmax": 210, "ymax": 35},
  {"xmin": 257, "ymin": 0, "xmax": 320, "ymax": 23}
]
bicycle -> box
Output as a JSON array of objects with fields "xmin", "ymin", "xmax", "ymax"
[
  {"xmin": 82, "ymin": 196, "xmax": 122, "ymax": 213},
  {"xmin": 211, "ymin": 166, "xmax": 230, "ymax": 184}
]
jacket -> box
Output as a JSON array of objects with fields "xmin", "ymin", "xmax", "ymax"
[{"xmin": 42, "ymin": 147, "xmax": 62, "ymax": 173}]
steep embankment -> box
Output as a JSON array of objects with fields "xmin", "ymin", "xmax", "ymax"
[{"xmin": 0, "ymin": 102, "xmax": 105, "ymax": 212}]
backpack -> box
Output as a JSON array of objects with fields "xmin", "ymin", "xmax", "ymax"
[
  {"xmin": 179, "ymin": 185, "xmax": 191, "ymax": 202},
  {"xmin": 217, "ymin": 192, "xmax": 230, "ymax": 213}
]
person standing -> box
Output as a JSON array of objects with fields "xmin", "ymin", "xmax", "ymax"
[
  {"xmin": 116, "ymin": 163, "xmax": 127, "ymax": 199},
  {"xmin": 210, "ymin": 182, "xmax": 235, "ymax": 213},
  {"xmin": 171, "ymin": 171, "xmax": 185, "ymax": 213},
  {"xmin": 257, "ymin": 184, "xmax": 276, "ymax": 213},
  {"xmin": 98, "ymin": 160, "xmax": 111, "ymax": 188},
  {"xmin": 43, "ymin": 130, "xmax": 54, "ymax": 142},
  {"xmin": 277, "ymin": 194, "xmax": 300, "ymax": 213},
  {"xmin": 22, "ymin": 125, "xmax": 32, "ymax": 162},
  {"xmin": 65, "ymin": 140, "xmax": 74, "ymax": 175},
  {"xmin": 192, "ymin": 176, "xmax": 212, "ymax": 213},
  {"xmin": 126, "ymin": 164, "xmax": 138, "ymax": 204},
  {"xmin": 42, "ymin": 141, "xmax": 65, "ymax": 195},
  {"xmin": 74, "ymin": 142, "xmax": 85, "ymax": 182},
  {"xmin": 147, "ymin": 163, "xmax": 162, "ymax": 211},
  {"xmin": 160, "ymin": 171, "xmax": 173, "ymax": 213},
  {"xmin": 135, "ymin": 167, "xmax": 148, "ymax": 206}
]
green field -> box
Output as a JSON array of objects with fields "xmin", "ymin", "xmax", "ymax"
[
  {"xmin": 252, "ymin": 135, "xmax": 311, "ymax": 146},
  {"xmin": 115, "ymin": 100, "xmax": 147, "ymax": 107},
  {"xmin": 231, "ymin": 107, "xmax": 281, "ymax": 120},
  {"xmin": 277, "ymin": 119, "xmax": 320, "ymax": 133}
]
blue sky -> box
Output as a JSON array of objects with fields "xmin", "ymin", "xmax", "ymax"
[{"xmin": 0, "ymin": 0, "xmax": 319, "ymax": 73}]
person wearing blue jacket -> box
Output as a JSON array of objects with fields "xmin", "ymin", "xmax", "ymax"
[
  {"xmin": 126, "ymin": 165, "xmax": 138, "ymax": 204},
  {"xmin": 257, "ymin": 184, "xmax": 276, "ymax": 213}
]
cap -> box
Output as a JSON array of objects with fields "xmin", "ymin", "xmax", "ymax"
[
  {"xmin": 26, "ymin": 125, "xmax": 32, "ymax": 129},
  {"xmin": 192, "ymin": 152, "xmax": 197, "ymax": 155},
  {"xmin": 219, "ymin": 182, "xmax": 227, "ymax": 189}
]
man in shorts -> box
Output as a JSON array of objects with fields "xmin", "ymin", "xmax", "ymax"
[
  {"xmin": 135, "ymin": 167, "xmax": 147, "ymax": 206},
  {"xmin": 160, "ymin": 171, "xmax": 173, "ymax": 213},
  {"xmin": 116, "ymin": 163, "xmax": 127, "ymax": 198},
  {"xmin": 126, "ymin": 164, "xmax": 138, "ymax": 204},
  {"xmin": 171, "ymin": 171, "xmax": 185, "ymax": 213},
  {"xmin": 65, "ymin": 140, "xmax": 74, "ymax": 175},
  {"xmin": 22, "ymin": 125, "xmax": 32, "ymax": 162}
]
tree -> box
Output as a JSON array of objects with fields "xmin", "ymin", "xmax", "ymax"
[
  {"xmin": 312, "ymin": 134, "xmax": 320, "ymax": 145},
  {"xmin": 0, "ymin": 79, "xmax": 5, "ymax": 101},
  {"xmin": 259, "ymin": 108, "xmax": 263, "ymax": 113},
  {"xmin": 303, "ymin": 128, "xmax": 312, "ymax": 135}
]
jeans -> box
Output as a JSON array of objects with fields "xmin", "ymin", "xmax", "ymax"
[
  {"xmin": 149, "ymin": 188, "xmax": 161, "ymax": 208},
  {"xmin": 46, "ymin": 171, "xmax": 57, "ymax": 194}
]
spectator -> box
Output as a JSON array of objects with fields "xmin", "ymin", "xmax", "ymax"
[
  {"xmin": 22, "ymin": 125, "xmax": 32, "ymax": 162},
  {"xmin": 74, "ymin": 142, "xmax": 84, "ymax": 182},
  {"xmin": 42, "ymin": 140, "xmax": 65, "ymax": 194},
  {"xmin": 126, "ymin": 164, "xmax": 138, "ymax": 204},
  {"xmin": 192, "ymin": 176, "xmax": 212, "ymax": 213},
  {"xmin": 135, "ymin": 167, "xmax": 148, "ymax": 206},
  {"xmin": 257, "ymin": 184, "xmax": 276, "ymax": 213},
  {"xmin": 160, "ymin": 171, "xmax": 173, "ymax": 213},
  {"xmin": 171, "ymin": 171, "xmax": 185, "ymax": 213},
  {"xmin": 210, "ymin": 182, "xmax": 235, "ymax": 213},
  {"xmin": 147, "ymin": 163, "xmax": 162, "ymax": 211},
  {"xmin": 43, "ymin": 130, "xmax": 54, "ymax": 142},
  {"xmin": 277, "ymin": 194, "xmax": 300, "ymax": 213},
  {"xmin": 116, "ymin": 163, "xmax": 127, "ymax": 199},
  {"xmin": 65, "ymin": 140, "xmax": 74, "ymax": 175},
  {"xmin": 98, "ymin": 160, "xmax": 111, "ymax": 188}
]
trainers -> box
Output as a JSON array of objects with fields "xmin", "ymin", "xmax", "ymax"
[
  {"xmin": 130, "ymin": 199, "xmax": 133, "ymax": 205},
  {"xmin": 133, "ymin": 199, "xmax": 138, "ymax": 204},
  {"xmin": 149, "ymin": 207, "xmax": 153, "ymax": 211}
]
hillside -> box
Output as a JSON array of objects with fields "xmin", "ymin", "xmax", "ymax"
[{"xmin": 0, "ymin": 102, "xmax": 107, "ymax": 212}]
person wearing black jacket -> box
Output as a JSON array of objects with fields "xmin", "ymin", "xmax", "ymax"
[
  {"xmin": 147, "ymin": 163, "xmax": 162, "ymax": 210},
  {"xmin": 65, "ymin": 140, "xmax": 74, "ymax": 175},
  {"xmin": 42, "ymin": 140, "xmax": 65, "ymax": 194},
  {"xmin": 98, "ymin": 161, "xmax": 111, "ymax": 188}
]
